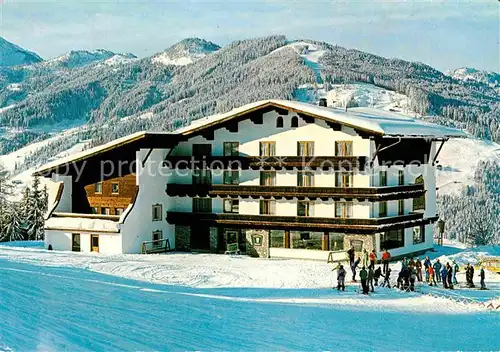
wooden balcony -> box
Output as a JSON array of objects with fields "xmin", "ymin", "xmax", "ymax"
[
  {"xmin": 166, "ymin": 183, "xmax": 425, "ymax": 201},
  {"xmin": 166, "ymin": 211, "xmax": 437, "ymax": 234},
  {"xmin": 163, "ymin": 156, "xmax": 367, "ymax": 171}
]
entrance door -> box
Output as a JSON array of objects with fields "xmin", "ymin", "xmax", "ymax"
[
  {"xmin": 72, "ymin": 233, "xmax": 81, "ymax": 252},
  {"xmin": 91, "ymin": 235, "xmax": 99, "ymax": 253},
  {"xmin": 224, "ymin": 230, "xmax": 239, "ymax": 252}
]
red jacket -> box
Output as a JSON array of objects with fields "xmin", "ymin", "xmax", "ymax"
[{"xmin": 382, "ymin": 251, "xmax": 391, "ymax": 261}]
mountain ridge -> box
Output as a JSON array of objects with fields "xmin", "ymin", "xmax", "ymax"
[{"xmin": 0, "ymin": 37, "xmax": 43, "ymax": 67}]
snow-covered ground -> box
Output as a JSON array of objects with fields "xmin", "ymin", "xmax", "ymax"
[{"xmin": 0, "ymin": 242, "xmax": 498, "ymax": 350}]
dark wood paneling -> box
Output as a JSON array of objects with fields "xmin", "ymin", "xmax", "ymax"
[{"xmin": 83, "ymin": 174, "xmax": 137, "ymax": 214}]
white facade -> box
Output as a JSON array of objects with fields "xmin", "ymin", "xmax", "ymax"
[{"xmin": 40, "ymin": 100, "xmax": 463, "ymax": 258}]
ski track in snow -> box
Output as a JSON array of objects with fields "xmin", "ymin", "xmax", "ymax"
[{"xmin": 0, "ymin": 243, "xmax": 499, "ymax": 350}]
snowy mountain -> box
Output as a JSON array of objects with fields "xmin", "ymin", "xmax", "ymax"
[
  {"xmin": 446, "ymin": 67, "xmax": 500, "ymax": 89},
  {"xmin": 43, "ymin": 49, "xmax": 137, "ymax": 69},
  {"xmin": 0, "ymin": 37, "xmax": 43, "ymax": 67},
  {"xmin": 152, "ymin": 37, "xmax": 220, "ymax": 66}
]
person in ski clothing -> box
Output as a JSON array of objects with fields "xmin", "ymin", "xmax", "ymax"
[
  {"xmin": 424, "ymin": 256, "xmax": 432, "ymax": 282},
  {"xmin": 466, "ymin": 264, "xmax": 475, "ymax": 288},
  {"xmin": 351, "ymin": 256, "xmax": 361, "ymax": 281},
  {"xmin": 415, "ymin": 258, "xmax": 423, "ymax": 282},
  {"xmin": 401, "ymin": 257, "xmax": 408, "ymax": 270},
  {"xmin": 479, "ymin": 267, "xmax": 486, "ymax": 289},
  {"xmin": 396, "ymin": 267, "xmax": 405, "ymax": 289},
  {"xmin": 446, "ymin": 263, "xmax": 453, "ymax": 289},
  {"xmin": 369, "ymin": 249, "xmax": 377, "ymax": 269},
  {"xmin": 336, "ymin": 264, "xmax": 346, "ymax": 291},
  {"xmin": 452, "ymin": 260, "xmax": 459, "ymax": 285},
  {"xmin": 380, "ymin": 268, "xmax": 391, "ymax": 288},
  {"xmin": 428, "ymin": 266, "xmax": 435, "ymax": 286},
  {"xmin": 368, "ymin": 267, "xmax": 375, "ymax": 292},
  {"xmin": 409, "ymin": 268, "xmax": 417, "ymax": 291},
  {"xmin": 347, "ymin": 245, "xmax": 355, "ymax": 266},
  {"xmin": 362, "ymin": 248, "xmax": 369, "ymax": 268},
  {"xmin": 433, "ymin": 259, "xmax": 442, "ymax": 282},
  {"xmin": 441, "ymin": 266, "xmax": 448, "ymax": 288},
  {"xmin": 408, "ymin": 257, "xmax": 415, "ymax": 271},
  {"xmin": 374, "ymin": 266, "xmax": 382, "ymax": 286},
  {"xmin": 381, "ymin": 249, "xmax": 391, "ymax": 274},
  {"xmin": 360, "ymin": 267, "xmax": 369, "ymax": 294}
]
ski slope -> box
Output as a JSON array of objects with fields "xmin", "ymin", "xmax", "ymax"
[{"xmin": 0, "ymin": 243, "xmax": 499, "ymax": 351}]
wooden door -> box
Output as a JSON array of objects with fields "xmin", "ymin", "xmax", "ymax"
[{"xmin": 91, "ymin": 235, "xmax": 99, "ymax": 253}]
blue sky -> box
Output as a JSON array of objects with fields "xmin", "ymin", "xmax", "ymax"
[{"xmin": 1, "ymin": 0, "xmax": 498, "ymax": 72}]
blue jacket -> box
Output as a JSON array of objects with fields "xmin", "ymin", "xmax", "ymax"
[
  {"xmin": 441, "ymin": 268, "xmax": 447, "ymax": 279},
  {"xmin": 424, "ymin": 258, "xmax": 431, "ymax": 268}
]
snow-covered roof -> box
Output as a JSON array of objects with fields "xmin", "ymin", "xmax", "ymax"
[
  {"xmin": 45, "ymin": 213, "xmax": 121, "ymax": 233},
  {"xmin": 34, "ymin": 131, "xmax": 175, "ymax": 176},
  {"xmin": 176, "ymin": 99, "xmax": 468, "ymax": 138}
]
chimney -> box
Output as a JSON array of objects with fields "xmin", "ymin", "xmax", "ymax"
[{"xmin": 319, "ymin": 98, "xmax": 327, "ymax": 107}]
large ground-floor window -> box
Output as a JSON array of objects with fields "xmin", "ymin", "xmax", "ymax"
[
  {"xmin": 270, "ymin": 230, "xmax": 285, "ymax": 248},
  {"xmin": 412, "ymin": 226, "xmax": 425, "ymax": 244},
  {"xmin": 380, "ymin": 229, "xmax": 405, "ymax": 250},
  {"xmin": 291, "ymin": 231, "xmax": 322, "ymax": 250},
  {"xmin": 329, "ymin": 233, "xmax": 344, "ymax": 251}
]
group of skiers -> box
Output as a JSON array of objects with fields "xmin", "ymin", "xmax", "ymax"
[{"xmin": 333, "ymin": 247, "xmax": 487, "ymax": 293}]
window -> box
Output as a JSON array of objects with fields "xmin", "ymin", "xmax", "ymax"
[
  {"xmin": 95, "ymin": 182, "xmax": 102, "ymax": 194},
  {"xmin": 380, "ymin": 229, "xmax": 404, "ymax": 249},
  {"xmin": 101, "ymin": 207, "xmax": 110, "ymax": 215},
  {"xmin": 297, "ymin": 172, "xmax": 314, "ymax": 187},
  {"xmin": 223, "ymin": 170, "xmax": 239, "ymax": 185},
  {"xmin": 111, "ymin": 183, "xmax": 119, "ymax": 194},
  {"xmin": 291, "ymin": 231, "xmax": 322, "ymax": 250},
  {"xmin": 297, "ymin": 141, "xmax": 314, "ymax": 156},
  {"xmin": 379, "ymin": 201, "xmax": 387, "ymax": 217},
  {"xmin": 398, "ymin": 170, "xmax": 405, "ymax": 186},
  {"xmin": 335, "ymin": 202, "xmax": 353, "ymax": 218},
  {"xmin": 276, "ymin": 116, "xmax": 284, "ymax": 128},
  {"xmin": 291, "ymin": 116, "xmax": 299, "ymax": 128},
  {"xmin": 260, "ymin": 171, "xmax": 276, "ymax": 186},
  {"xmin": 193, "ymin": 198, "xmax": 212, "ymax": 213},
  {"xmin": 413, "ymin": 175, "xmax": 426, "ymax": 211},
  {"xmin": 223, "ymin": 199, "xmax": 239, "ymax": 213},
  {"xmin": 259, "ymin": 141, "xmax": 276, "ymax": 156},
  {"xmin": 398, "ymin": 199, "xmax": 405, "ymax": 216},
  {"xmin": 152, "ymin": 204, "xmax": 162, "ymax": 221},
  {"xmin": 259, "ymin": 200, "xmax": 276, "ymax": 215},
  {"xmin": 335, "ymin": 172, "xmax": 353, "ymax": 187},
  {"xmin": 192, "ymin": 169, "xmax": 212, "ymax": 184},
  {"xmin": 223, "ymin": 142, "xmax": 239, "ymax": 156},
  {"xmin": 297, "ymin": 201, "xmax": 313, "ymax": 216},
  {"xmin": 335, "ymin": 141, "xmax": 353, "ymax": 156},
  {"xmin": 270, "ymin": 230, "xmax": 285, "ymax": 248},
  {"xmin": 72, "ymin": 234, "xmax": 80, "ymax": 252},
  {"xmin": 413, "ymin": 226, "xmax": 425, "ymax": 244},
  {"xmin": 115, "ymin": 208, "xmax": 124, "ymax": 215},
  {"xmin": 91, "ymin": 207, "xmax": 98, "ymax": 214},
  {"xmin": 152, "ymin": 231, "xmax": 163, "ymax": 248},
  {"xmin": 379, "ymin": 171, "xmax": 387, "ymax": 186},
  {"xmin": 329, "ymin": 233, "xmax": 344, "ymax": 251},
  {"xmin": 192, "ymin": 144, "xmax": 212, "ymax": 156}
]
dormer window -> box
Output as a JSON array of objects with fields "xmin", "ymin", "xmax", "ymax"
[
  {"xmin": 276, "ymin": 116, "xmax": 284, "ymax": 128},
  {"xmin": 291, "ymin": 116, "xmax": 298, "ymax": 128}
]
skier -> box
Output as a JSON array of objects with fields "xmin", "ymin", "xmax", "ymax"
[
  {"xmin": 408, "ymin": 257, "xmax": 415, "ymax": 270},
  {"xmin": 409, "ymin": 268, "xmax": 417, "ymax": 291},
  {"xmin": 369, "ymin": 249, "xmax": 377, "ymax": 269},
  {"xmin": 433, "ymin": 259, "xmax": 442, "ymax": 282},
  {"xmin": 415, "ymin": 257, "xmax": 423, "ymax": 282},
  {"xmin": 360, "ymin": 266, "xmax": 369, "ymax": 294},
  {"xmin": 441, "ymin": 266, "xmax": 448, "ymax": 288},
  {"xmin": 396, "ymin": 267, "xmax": 406, "ymax": 289},
  {"xmin": 424, "ymin": 256, "xmax": 432, "ymax": 282},
  {"xmin": 351, "ymin": 256, "xmax": 361, "ymax": 282},
  {"xmin": 446, "ymin": 263, "xmax": 453, "ymax": 289},
  {"xmin": 479, "ymin": 266, "xmax": 486, "ymax": 289},
  {"xmin": 381, "ymin": 249, "xmax": 391, "ymax": 274},
  {"xmin": 466, "ymin": 264, "xmax": 475, "ymax": 288},
  {"xmin": 362, "ymin": 248, "xmax": 369, "ymax": 268},
  {"xmin": 368, "ymin": 266, "xmax": 375, "ymax": 292},
  {"xmin": 452, "ymin": 260, "xmax": 459, "ymax": 285},
  {"xmin": 336, "ymin": 264, "xmax": 347, "ymax": 291},
  {"xmin": 347, "ymin": 245, "xmax": 355, "ymax": 266},
  {"xmin": 428, "ymin": 266, "xmax": 435, "ymax": 286},
  {"xmin": 401, "ymin": 257, "xmax": 408, "ymax": 270},
  {"xmin": 374, "ymin": 266, "xmax": 382, "ymax": 286},
  {"xmin": 381, "ymin": 268, "xmax": 391, "ymax": 288}
]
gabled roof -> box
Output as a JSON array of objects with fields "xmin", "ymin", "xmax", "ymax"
[
  {"xmin": 34, "ymin": 99, "xmax": 467, "ymax": 177},
  {"xmin": 176, "ymin": 99, "xmax": 467, "ymax": 138}
]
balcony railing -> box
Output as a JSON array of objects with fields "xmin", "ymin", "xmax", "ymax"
[
  {"xmin": 166, "ymin": 211, "xmax": 436, "ymax": 234},
  {"xmin": 166, "ymin": 183, "xmax": 425, "ymax": 201},
  {"xmin": 164, "ymin": 156, "xmax": 367, "ymax": 171}
]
